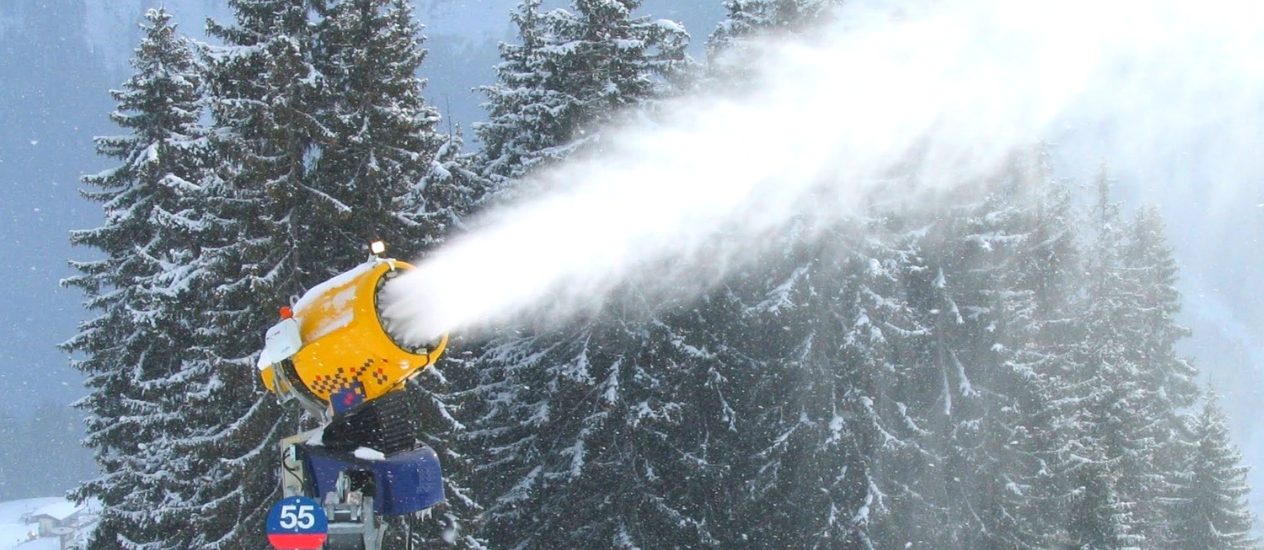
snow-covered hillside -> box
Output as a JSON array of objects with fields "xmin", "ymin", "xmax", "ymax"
[{"xmin": 0, "ymin": 498, "xmax": 96, "ymax": 550}]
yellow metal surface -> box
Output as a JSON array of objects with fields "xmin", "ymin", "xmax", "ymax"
[{"xmin": 258, "ymin": 259, "xmax": 446, "ymax": 411}]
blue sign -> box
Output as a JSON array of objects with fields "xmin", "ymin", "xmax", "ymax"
[{"xmin": 266, "ymin": 496, "xmax": 328, "ymax": 550}]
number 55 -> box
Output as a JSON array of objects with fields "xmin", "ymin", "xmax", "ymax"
[{"xmin": 279, "ymin": 504, "xmax": 316, "ymax": 530}]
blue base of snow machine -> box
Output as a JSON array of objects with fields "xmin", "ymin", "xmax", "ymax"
[{"xmin": 300, "ymin": 444, "xmax": 445, "ymax": 516}]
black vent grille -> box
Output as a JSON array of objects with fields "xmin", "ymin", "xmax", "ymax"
[{"xmin": 321, "ymin": 390, "xmax": 416, "ymax": 455}]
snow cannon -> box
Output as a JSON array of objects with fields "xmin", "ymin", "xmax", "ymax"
[
  {"xmin": 257, "ymin": 249, "xmax": 450, "ymax": 550},
  {"xmin": 257, "ymin": 256, "xmax": 447, "ymax": 418}
]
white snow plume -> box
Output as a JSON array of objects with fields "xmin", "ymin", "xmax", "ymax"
[{"xmin": 383, "ymin": 0, "xmax": 1264, "ymax": 343}]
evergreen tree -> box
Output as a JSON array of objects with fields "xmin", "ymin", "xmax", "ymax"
[
  {"xmin": 1119, "ymin": 205, "xmax": 1201, "ymax": 547},
  {"xmin": 1023, "ymin": 172, "xmax": 1208, "ymax": 550},
  {"xmin": 470, "ymin": 0, "xmax": 550, "ymax": 186},
  {"xmin": 1120, "ymin": 206, "xmax": 1195, "ymax": 406},
  {"xmin": 465, "ymin": 2, "xmax": 704, "ymax": 548},
  {"xmin": 731, "ymin": 222, "xmax": 885, "ymax": 550},
  {"xmin": 1056, "ymin": 176, "xmax": 1201, "ymax": 549},
  {"xmin": 898, "ymin": 177, "xmax": 1059, "ymax": 550},
  {"xmin": 411, "ymin": 129, "xmax": 488, "ymax": 251},
  {"xmin": 466, "ymin": 288, "xmax": 745, "ymax": 549},
  {"xmin": 1054, "ymin": 171, "xmax": 1149, "ymax": 550},
  {"xmin": 915, "ymin": 158, "xmax": 1089, "ymax": 550},
  {"xmin": 475, "ymin": 0, "xmax": 690, "ymax": 190},
  {"xmin": 973, "ymin": 174, "xmax": 1083, "ymax": 550},
  {"xmin": 190, "ymin": 1, "xmax": 482, "ymax": 548},
  {"xmin": 204, "ymin": 0, "xmax": 332, "ymax": 293},
  {"xmin": 318, "ymin": 3, "xmax": 487, "ymax": 547},
  {"xmin": 62, "ymin": 9, "xmax": 212, "ymax": 550},
  {"xmin": 392, "ymin": 129, "xmax": 488, "ymax": 550},
  {"xmin": 315, "ymin": 0, "xmax": 443, "ymax": 256},
  {"xmin": 176, "ymin": 2, "xmax": 333, "ymax": 547},
  {"xmin": 1169, "ymin": 389, "xmax": 1259, "ymax": 550},
  {"xmin": 859, "ymin": 216, "xmax": 956, "ymax": 550},
  {"xmin": 706, "ymin": 0, "xmax": 843, "ymax": 83},
  {"xmin": 1065, "ymin": 461, "xmax": 1140, "ymax": 550}
]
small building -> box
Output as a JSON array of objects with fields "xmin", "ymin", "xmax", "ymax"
[{"xmin": 20, "ymin": 499, "xmax": 97, "ymax": 550}]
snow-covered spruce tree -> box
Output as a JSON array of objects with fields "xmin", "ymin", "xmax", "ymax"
[
  {"xmin": 319, "ymin": 3, "xmax": 488, "ymax": 546},
  {"xmin": 1073, "ymin": 174, "xmax": 1203, "ymax": 549},
  {"xmin": 737, "ymin": 159, "xmax": 1090, "ymax": 550},
  {"xmin": 410, "ymin": 128, "xmax": 487, "ymax": 252},
  {"xmin": 464, "ymin": 2, "xmax": 709, "ymax": 548},
  {"xmin": 174, "ymin": 2, "xmax": 333, "ymax": 547},
  {"xmin": 1168, "ymin": 389, "xmax": 1259, "ymax": 550},
  {"xmin": 62, "ymin": 9, "xmax": 213, "ymax": 550},
  {"xmin": 986, "ymin": 172, "xmax": 1099, "ymax": 550},
  {"xmin": 877, "ymin": 186, "xmax": 1036, "ymax": 550},
  {"xmin": 709, "ymin": 0, "xmax": 842, "ymax": 45},
  {"xmin": 1050, "ymin": 172, "xmax": 1147, "ymax": 550},
  {"xmin": 735, "ymin": 206, "xmax": 969, "ymax": 550},
  {"xmin": 314, "ymin": 0, "xmax": 441, "ymax": 256},
  {"xmin": 1048, "ymin": 171, "xmax": 1205, "ymax": 550},
  {"xmin": 204, "ymin": 0, "xmax": 336, "ymax": 291},
  {"xmin": 475, "ymin": 0, "xmax": 690, "ymax": 190},
  {"xmin": 705, "ymin": 0, "xmax": 843, "ymax": 84},
  {"xmin": 192, "ymin": 1, "xmax": 483, "ymax": 548},
  {"xmin": 891, "ymin": 159, "xmax": 1090, "ymax": 550},
  {"xmin": 648, "ymin": 272, "xmax": 785, "ymax": 548},
  {"xmin": 1065, "ymin": 461, "xmax": 1139, "ymax": 550},
  {"xmin": 470, "ymin": 0, "xmax": 549, "ymax": 186},
  {"xmin": 856, "ymin": 214, "xmax": 961, "ymax": 550},
  {"xmin": 469, "ymin": 280, "xmax": 774, "ymax": 549},
  {"xmin": 1116, "ymin": 205, "xmax": 1200, "ymax": 548},
  {"xmin": 868, "ymin": 166, "xmax": 1185, "ymax": 550},
  {"xmin": 692, "ymin": 167, "xmax": 1060, "ymax": 549},
  {"xmin": 967, "ymin": 174, "xmax": 1085, "ymax": 550},
  {"xmin": 1118, "ymin": 206, "xmax": 1197, "ymax": 413},
  {"xmin": 723, "ymin": 220, "xmax": 888, "ymax": 550}
]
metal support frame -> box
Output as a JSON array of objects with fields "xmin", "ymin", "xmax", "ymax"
[{"xmin": 279, "ymin": 435, "xmax": 386, "ymax": 550}]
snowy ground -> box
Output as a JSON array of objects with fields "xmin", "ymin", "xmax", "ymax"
[{"xmin": 0, "ymin": 498, "xmax": 93, "ymax": 550}]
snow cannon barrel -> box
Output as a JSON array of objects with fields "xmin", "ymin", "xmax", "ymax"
[{"xmin": 256, "ymin": 259, "xmax": 446, "ymax": 417}]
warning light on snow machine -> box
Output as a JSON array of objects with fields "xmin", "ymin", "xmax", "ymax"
[
  {"xmin": 280, "ymin": 306, "xmax": 294, "ymax": 319},
  {"xmin": 370, "ymin": 240, "xmax": 386, "ymax": 255}
]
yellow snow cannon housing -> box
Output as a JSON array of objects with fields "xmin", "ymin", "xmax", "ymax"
[{"xmin": 257, "ymin": 258, "xmax": 446, "ymax": 417}]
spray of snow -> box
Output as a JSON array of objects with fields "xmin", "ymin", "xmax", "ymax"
[{"xmin": 382, "ymin": 0, "xmax": 1264, "ymax": 344}]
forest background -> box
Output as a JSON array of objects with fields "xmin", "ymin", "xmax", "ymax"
[{"xmin": 2, "ymin": 1, "xmax": 1264, "ymax": 550}]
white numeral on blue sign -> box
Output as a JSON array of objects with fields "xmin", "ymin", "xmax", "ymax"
[
  {"xmin": 278, "ymin": 504, "xmax": 317, "ymax": 530},
  {"xmin": 266, "ymin": 495, "xmax": 328, "ymax": 550}
]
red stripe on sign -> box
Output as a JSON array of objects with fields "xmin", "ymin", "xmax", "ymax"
[{"xmin": 268, "ymin": 533, "xmax": 328, "ymax": 550}]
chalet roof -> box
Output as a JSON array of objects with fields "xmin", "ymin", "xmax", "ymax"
[{"xmin": 27, "ymin": 502, "xmax": 80, "ymax": 522}]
